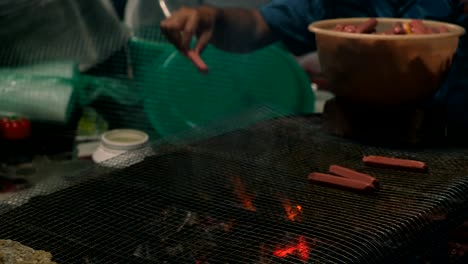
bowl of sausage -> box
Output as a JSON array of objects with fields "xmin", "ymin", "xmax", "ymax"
[{"xmin": 308, "ymin": 18, "xmax": 465, "ymax": 106}]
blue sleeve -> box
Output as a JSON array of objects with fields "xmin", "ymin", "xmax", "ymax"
[
  {"xmin": 259, "ymin": 0, "xmax": 380, "ymax": 55},
  {"xmin": 258, "ymin": 0, "xmax": 461, "ymax": 55},
  {"xmin": 259, "ymin": 0, "xmax": 328, "ymax": 56}
]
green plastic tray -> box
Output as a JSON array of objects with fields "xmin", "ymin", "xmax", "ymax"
[{"xmin": 141, "ymin": 43, "xmax": 315, "ymax": 137}]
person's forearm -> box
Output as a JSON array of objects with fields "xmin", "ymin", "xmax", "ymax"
[{"xmin": 208, "ymin": 7, "xmax": 276, "ymax": 53}]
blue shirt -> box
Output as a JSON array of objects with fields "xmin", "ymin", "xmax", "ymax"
[{"xmin": 260, "ymin": 0, "xmax": 468, "ymax": 132}]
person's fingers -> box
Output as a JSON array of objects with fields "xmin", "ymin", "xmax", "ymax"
[
  {"xmin": 162, "ymin": 28, "xmax": 185, "ymax": 51},
  {"xmin": 194, "ymin": 30, "xmax": 213, "ymax": 54},
  {"xmin": 160, "ymin": 16, "xmax": 188, "ymax": 51},
  {"xmin": 181, "ymin": 14, "xmax": 199, "ymax": 50},
  {"xmin": 186, "ymin": 50, "xmax": 209, "ymax": 74},
  {"xmin": 160, "ymin": 27, "xmax": 182, "ymax": 50}
]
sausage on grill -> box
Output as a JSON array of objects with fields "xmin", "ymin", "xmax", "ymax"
[
  {"xmin": 362, "ymin": 155, "xmax": 427, "ymax": 172},
  {"xmin": 308, "ymin": 172, "xmax": 376, "ymax": 193},
  {"xmin": 329, "ymin": 165, "xmax": 379, "ymax": 188}
]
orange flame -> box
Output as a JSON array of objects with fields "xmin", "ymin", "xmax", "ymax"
[
  {"xmin": 282, "ymin": 199, "xmax": 303, "ymax": 222},
  {"xmin": 232, "ymin": 176, "xmax": 256, "ymax": 212},
  {"xmin": 273, "ymin": 236, "xmax": 310, "ymax": 262}
]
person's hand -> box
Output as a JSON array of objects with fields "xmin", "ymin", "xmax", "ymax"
[
  {"xmin": 296, "ymin": 52, "xmax": 330, "ymax": 90},
  {"xmin": 160, "ymin": 6, "xmax": 219, "ymax": 55}
]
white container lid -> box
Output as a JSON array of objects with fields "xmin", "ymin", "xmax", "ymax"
[
  {"xmin": 92, "ymin": 129, "xmax": 150, "ymax": 166},
  {"xmin": 101, "ymin": 129, "xmax": 149, "ymax": 151}
]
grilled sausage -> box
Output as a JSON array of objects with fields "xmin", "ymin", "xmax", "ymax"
[
  {"xmin": 187, "ymin": 50, "xmax": 209, "ymax": 74},
  {"xmin": 438, "ymin": 26, "xmax": 449, "ymax": 33},
  {"xmin": 430, "ymin": 26, "xmax": 449, "ymax": 34},
  {"xmin": 308, "ymin": 172, "xmax": 376, "ymax": 193},
  {"xmin": 393, "ymin": 22, "xmax": 406, "ymax": 34},
  {"xmin": 362, "ymin": 155, "xmax": 427, "ymax": 172},
  {"xmin": 356, "ymin": 18, "xmax": 378, "ymax": 33},
  {"xmin": 402, "ymin": 22, "xmax": 413, "ymax": 34},
  {"xmin": 334, "ymin": 24, "xmax": 345, "ymax": 31},
  {"xmin": 343, "ymin": 25, "xmax": 357, "ymax": 33},
  {"xmin": 410, "ymin": 19, "xmax": 429, "ymax": 34},
  {"xmin": 333, "ymin": 19, "xmax": 447, "ymax": 35},
  {"xmin": 328, "ymin": 165, "xmax": 379, "ymax": 188}
]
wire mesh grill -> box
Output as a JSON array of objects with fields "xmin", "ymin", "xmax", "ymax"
[{"xmin": 1, "ymin": 108, "xmax": 468, "ymax": 264}]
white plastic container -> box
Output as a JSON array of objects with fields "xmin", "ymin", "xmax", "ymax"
[{"xmin": 92, "ymin": 129, "xmax": 151, "ymax": 167}]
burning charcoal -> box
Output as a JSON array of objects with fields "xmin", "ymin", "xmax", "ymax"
[
  {"xmin": 135, "ymin": 207, "xmax": 241, "ymax": 263},
  {"xmin": 165, "ymin": 244, "xmax": 184, "ymax": 255},
  {"xmin": 449, "ymin": 242, "xmax": 468, "ymax": 263},
  {"xmin": 232, "ymin": 176, "xmax": 257, "ymax": 211},
  {"xmin": 135, "ymin": 208, "xmax": 204, "ymax": 262},
  {"xmin": 282, "ymin": 199, "xmax": 303, "ymax": 222},
  {"xmin": 133, "ymin": 243, "xmax": 152, "ymax": 259},
  {"xmin": 272, "ymin": 235, "xmax": 315, "ymax": 263},
  {"xmin": 144, "ymin": 207, "xmax": 200, "ymax": 238},
  {"xmin": 176, "ymin": 212, "xmax": 198, "ymax": 232},
  {"xmin": 200, "ymin": 215, "xmax": 235, "ymax": 233},
  {"xmin": 220, "ymin": 219, "xmax": 235, "ymax": 232}
]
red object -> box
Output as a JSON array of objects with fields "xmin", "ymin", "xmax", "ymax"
[
  {"xmin": 0, "ymin": 116, "xmax": 31, "ymax": 140},
  {"xmin": 356, "ymin": 18, "xmax": 378, "ymax": 33},
  {"xmin": 334, "ymin": 24, "xmax": 345, "ymax": 31},
  {"xmin": 409, "ymin": 19, "xmax": 430, "ymax": 34},
  {"xmin": 232, "ymin": 176, "xmax": 257, "ymax": 212},
  {"xmin": 308, "ymin": 172, "xmax": 375, "ymax": 193},
  {"xmin": 329, "ymin": 165, "xmax": 379, "ymax": 188},
  {"xmin": 186, "ymin": 50, "xmax": 209, "ymax": 74},
  {"xmin": 273, "ymin": 236, "xmax": 310, "ymax": 262},
  {"xmin": 362, "ymin": 155, "xmax": 427, "ymax": 172},
  {"xmin": 282, "ymin": 199, "xmax": 303, "ymax": 222},
  {"xmin": 343, "ymin": 25, "xmax": 357, "ymax": 33},
  {"xmin": 336, "ymin": 19, "xmax": 449, "ymax": 35},
  {"xmin": 393, "ymin": 22, "xmax": 405, "ymax": 34},
  {"xmin": 438, "ymin": 26, "xmax": 449, "ymax": 33},
  {"xmin": 311, "ymin": 77, "xmax": 330, "ymax": 89},
  {"xmin": 0, "ymin": 177, "xmax": 29, "ymax": 193}
]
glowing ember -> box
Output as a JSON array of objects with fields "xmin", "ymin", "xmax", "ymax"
[
  {"xmin": 241, "ymin": 199, "xmax": 256, "ymax": 212},
  {"xmin": 232, "ymin": 176, "xmax": 257, "ymax": 211},
  {"xmin": 283, "ymin": 199, "xmax": 303, "ymax": 222},
  {"xmin": 222, "ymin": 219, "xmax": 235, "ymax": 232},
  {"xmin": 273, "ymin": 236, "xmax": 310, "ymax": 262}
]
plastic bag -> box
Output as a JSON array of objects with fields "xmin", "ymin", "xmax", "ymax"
[{"xmin": 0, "ymin": 0, "xmax": 129, "ymax": 71}]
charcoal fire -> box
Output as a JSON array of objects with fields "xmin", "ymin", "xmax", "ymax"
[
  {"xmin": 273, "ymin": 236, "xmax": 311, "ymax": 262},
  {"xmin": 282, "ymin": 199, "xmax": 303, "ymax": 222},
  {"xmin": 232, "ymin": 176, "xmax": 257, "ymax": 212},
  {"xmin": 134, "ymin": 207, "xmax": 236, "ymax": 263}
]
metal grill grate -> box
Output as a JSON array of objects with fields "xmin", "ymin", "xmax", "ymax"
[{"xmin": 1, "ymin": 108, "xmax": 468, "ymax": 264}]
